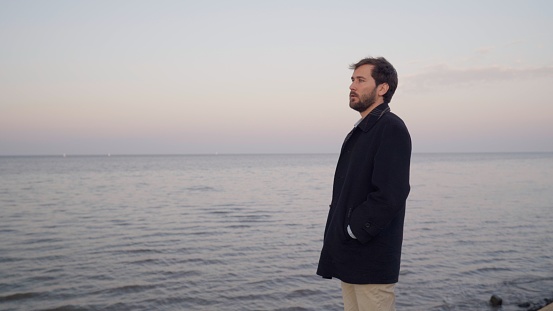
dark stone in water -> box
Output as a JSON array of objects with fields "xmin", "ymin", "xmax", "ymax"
[
  {"xmin": 526, "ymin": 304, "xmax": 542, "ymax": 311},
  {"xmin": 519, "ymin": 297, "xmax": 553, "ymax": 311},
  {"xmin": 490, "ymin": 295, "xmax": 503, "ymax": 307},
  {"xmin": 518, "ymin": 302, "xmax": 531, "ymax": 308}
]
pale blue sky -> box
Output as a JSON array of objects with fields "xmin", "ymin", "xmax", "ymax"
[{"xmin": 1, "ymin": 0, "xmax": 552, "ymax": 155}]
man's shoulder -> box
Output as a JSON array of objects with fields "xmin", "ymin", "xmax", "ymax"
[{"xmin": 381, "ymin": 111, "xmax": 408, "ymax": 129}]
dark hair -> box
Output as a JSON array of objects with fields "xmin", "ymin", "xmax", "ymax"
[{"xmin": 349, "ymin": 57, "xmax": 398, "ymax": 104}]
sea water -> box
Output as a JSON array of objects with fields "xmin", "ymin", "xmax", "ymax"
[{"xmin": 1, "ymin": 153, "xmax": 552, "ymax": 310}]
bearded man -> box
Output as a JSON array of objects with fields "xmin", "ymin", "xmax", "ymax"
[{"xmin": 317, "ymin": 57, "xmax": 412, "ymax": 311}]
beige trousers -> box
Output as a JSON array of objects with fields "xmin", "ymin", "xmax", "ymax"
[{"xmin": 341, "ymin": 282, "xmax": 396, "ymax": 311}]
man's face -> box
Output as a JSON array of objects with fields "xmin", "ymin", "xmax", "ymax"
[{"xmin": 349, "ymin": 64, "xmax": 378, "ymax": 113}]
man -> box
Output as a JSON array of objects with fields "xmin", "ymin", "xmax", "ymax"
[{"xmin": 317, "ymin": 57, "xmax": 411, "ymax": 311}]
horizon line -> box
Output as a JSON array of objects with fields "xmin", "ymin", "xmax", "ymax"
[{"xmin": 2, "ymin": 151, "xmax": 553, "ymax": 157}]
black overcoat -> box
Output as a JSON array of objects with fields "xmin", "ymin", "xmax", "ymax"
[{"xmin": 317, "ymin": 104, "xmax": 411, "ymax": 284}]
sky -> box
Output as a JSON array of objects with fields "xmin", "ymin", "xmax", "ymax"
[{"xmin": 1, "ymin": 0, "xmax": 553, "ymax": 155}]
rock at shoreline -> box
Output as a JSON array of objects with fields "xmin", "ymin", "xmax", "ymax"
[
  {"xmin": 490, "ymin": 295, "xmax": 503, "ymax": 307},
  {"xmin": 517, "ymin": 297, "xmax": 553, "ymax": 311}
]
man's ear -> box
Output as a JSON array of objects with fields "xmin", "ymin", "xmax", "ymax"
[{"xmin": 377, "ymin": 83, "xmax": 389, "ymax": 96}]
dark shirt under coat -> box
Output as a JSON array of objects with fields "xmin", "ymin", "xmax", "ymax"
[{"xmin": 317, "ymin": 103, "xmax": 412, "ymax": 284}]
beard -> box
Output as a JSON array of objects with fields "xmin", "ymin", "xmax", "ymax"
[{"xmin": 349, "ymin": 88, "xmax": 377, "ymax": 113}]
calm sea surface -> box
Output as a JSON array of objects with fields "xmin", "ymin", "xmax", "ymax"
[{"xmin": 1, "ymin": 153, "xmax": 552, "ymax": 311}]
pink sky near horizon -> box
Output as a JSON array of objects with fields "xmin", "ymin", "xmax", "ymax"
[{"xmin": 1, "ymin": 1, "xmax": 553, "ymax": 155}]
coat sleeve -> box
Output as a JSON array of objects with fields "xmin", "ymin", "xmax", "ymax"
[{"xmin": 349, "ymin": 120, "xmax": 411, "ymax": 244}]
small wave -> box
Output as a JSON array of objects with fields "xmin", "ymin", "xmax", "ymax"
[
  {"xmin": 159, "ymin": 270, "xmax": 202, "ymax": 278},
  {"xmin": 0, "ymin": 291, "xmax": 41, "ymax": 302},
  {"xmin": 37, "ymin": 305, "xmax": 90, "ymax": 311},
  {"xmin": 285, "ymin": 288, "xmax": 325, "ymax": 299},
  {"xmin": 103, "ymin": 284, "xmax": 157, "ymax": 295},
  {"xmin": 207, "ymin": 210, "xmax": 233, "ymax": 215},
  {"xmin": 225, "ymin": 224, "xmax": 251, "ymax": 229},
  {"xmin": 181, "ymin": 257, "xmax": 225, "ymax": 265},
  {"xmin": 125, "ymin": 248, "xmax": 163, "ymax": 254},
  {"xmin": 234, "ymin": 214, "xmax": 273, "ymax": 223},
  {"xmin": 125, "ymin": 258, "xmax": 164, "ymax": 266},
  {"xmin": 26, "ymin": 238, "xmax": 64, "ymax": 244},
  {"xmin": 0, "ymin": 228, "xmax": 19, "ymax": 234},
  {"xmin": 472, "ymin": 266, "xmax": 512, "ymax": 274},
  {"xmin": 0, "ymin": 256, "xmax": 21, "ymax": 263},
  {"xmin": 33, "ymin": 255, "xmax": 67, "ymax": 262},
  {"xmin": 186, "ymin": 186, "xmax": 218, "ymax": 192}
]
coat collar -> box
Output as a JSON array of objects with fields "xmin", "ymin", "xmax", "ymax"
[{"xmin": 357, "ymin": 103, "xmax": 390, "ymax": 132}]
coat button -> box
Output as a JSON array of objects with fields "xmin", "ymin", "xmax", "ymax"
[{"xmin": 364, "ymin": 223, "xmax": 371, "ymax": 228}]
